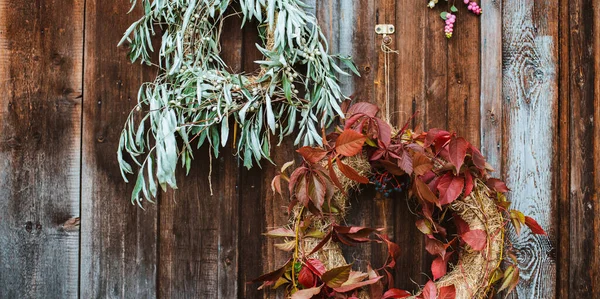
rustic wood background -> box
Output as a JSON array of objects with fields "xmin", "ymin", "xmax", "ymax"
[{"xmin": 0, "ymin": 0, "xmax": 598, "ymax": 298}]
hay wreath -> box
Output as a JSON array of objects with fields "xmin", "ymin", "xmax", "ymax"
[
  {"xmin": 117, "ymin": 0, "xmax": 357, "ymax": 204},
  {"xmin": 256, "ymin": 102, "xmax": 547, "ymax": 299}
]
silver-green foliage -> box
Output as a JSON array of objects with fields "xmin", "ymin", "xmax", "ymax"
[{"xmin": 117, "ymin": 0, "xmax": 358, "ymax": 205}]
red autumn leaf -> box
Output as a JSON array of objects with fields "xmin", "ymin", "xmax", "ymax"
[
  {"xmin": 336, "ymin": 130, "xmax": 367, "ymax": 157},
  {"xmin": 425, "ymin": 237, "xmax": 447, "ymax": 257},
  {"xmin": 469, "ymin": 145, "xmax": 486, "ymax": 170},
  {"xmin": 422, "ymin": 280, "xmax": 437, "ymax": 299},
  {"xmin": 380, "ymin": 159, "xmax": 406, "ymax": 176},
  {"xmin": 308, "ymin": 231, "xmax": 332, "ymax": 256},
  {"xmin": 416, "ymin": 219, "xmax": 434, "ymax": 235},
  {"xmin": 298, "ymin": 267, "xmax": 316, "ymax": 288},
  {"xmin": 448, "ymin": 137, "xmax": 468, "ymax": 174},
  {"xmin": 344, "ymin": 113, "xmax": 367, "ymax": 131},
  {"xmin": 436, "ymin": 172, "xmax": 452, "ymax": 194},
  {"xmin": 334, "ymin": 226, "xmax": 381, "ymax": 243},
  {"xmin": 288, "ymin": 167, "xmax": 309, "ymax": 194},
  {"xmin": 305, "ymin": 259, "xmax": 327, "ymax": 276},
  {"xmin": 297, "ymin": 147, "xmax": 329, "ymax": 164},
  {"xmin": 423, "ymin": 171, "xmax": 437, "ymax": 185},
  {"xmin": 462, "ymin": 229, "xmax": 487, "ymax": 251},
  {"xmin": 453, "ymin": 214, "xmax": 471, "ymax": 235},
  {"xmin": 399, "ymin": 149, "xmax": 414, "ymax": 174},
  {"xmin": 271, "ymin": 174, "xmax": 282, "ymax": 195},
  {"xmin": 295, "ymin": 175, "xmax": 309, "ymax": 206},
  {"xmin": 433, "ymin": 134, "xmax": 452, "ymax": 154},
  {"xmin": 322, "ymin": 264, "xmax": 353, "ymax": 288},
  {"xmin": 413, "ymin": 152, "xmax": 434, "ymax": 176},
  {"xmin": 367, "ymin": 265, "xmax": 384, "ymax": 299},
  {"xmin": 421, "ymin": 202, "xmax": 434, "ymax": 222},
  {"xmin": 382, "ymin": 289, "xmax": 411, "ymax": 298},
  {"xmin": 375, "ymin": 118, "xmax": 392, "ymax": 146},
  {"xmin": 370, "ymin": 147, "xmax": 386, "ymax": 161},
  {"xmin": 348, "ymin": 102, "xmax": 379, "ymax": 118},
  {"xmin": 439, "ymin": 175, "xmax": 465, "ymax": 206},
  {"xmin": 252, "ymin": 260, "xmax": 291, "ymax": 287},
  {"xmin": 464, "ymin": 171, "xmax": 474, "ymax": 197},
  {"xmin": 431, "ymin": 256, "xmax": 447, "ymax": 281},
  {"xmin": 328, "ymin": 157, "xmax": 345, "ymax": 192},
  {"xmin": 415, "ymin": 177, "xmax": 439, "ymax": 205},
  {"xmin": 486, "ymin": 178, "xmax": 510, "ymax": 193},
  {"xmin": 334, "ymin": 226, "xmax": 380, "ymax": 235},
  {"xmin": 425, "ymin": 129, "xmax": 450, "ymax": 148},
  {"xmin": 378, "ymin": 234, "xmax": 401, "ymax": 268},
  {"xmin": 524, "ymin": 216, "xmax": 547, "ymax": 235},
  {"xmin": 334, "ymin": 275, "xmax": 383, "ymax": 293},
  {"xmin": 438, "ymin": 285, "xmax": 457, "ymax": 299},
  {"xmin": 336, "ymin": 158, "xmax": 369, "ymax": 184},
  {"xmin": 431, "ymin": 252, "xmax": 454, "ymax": 281},
  {"xmin": 307, "ymin": 174, "xmax": 327, "ymax": 211},
  {"xmin": 291, "ymin": 286, "xmax": 322, "ymax": 299}
]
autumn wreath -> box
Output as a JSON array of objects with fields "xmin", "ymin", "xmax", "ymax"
[{"xmin": 255, "ymin": 102, "xmax": 546, "ymax": 299}]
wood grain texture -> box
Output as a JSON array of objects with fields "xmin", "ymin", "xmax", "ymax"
[
  {"xmin": 557, "ymin": 0, "xmax": 571, "ymax": 297},
  {"xmin": 423, "ymin": 4, "xmax": 448, "ymax": 132},
  {"xmin": 565, "ymin": 0, "xmax": 600, "ymax": 297},
  {"xmin": 392, "ymin": 0, "xmax": 430, "ymax": 291},
  {"xmin": 81, "ymin": 0, "xmax": 158, "ymax": 297},
  {"xmin": 330, "ymin": 0, "xmax": 417, "ymax": 288},
  {"xmin": 236, "ymin": 16, "xmax": 291, "ymax": 299},
  {"xmin": 480, "ymin": 0, "xmax": 503, "ymax": 172},
  {"xmin": 448, "ymin": 2, "xmax": 481, "ymax": 146},
  {"xmin": 0, "ymin": 0, "xmax": 83, "ymax": 298},
  {"xmin": 502, "ymin": 0, "xmax": 558, "ymax": 298},
  {"xmin": 157, "ymin": 12, "xmax": 243, "ymax": 299}
]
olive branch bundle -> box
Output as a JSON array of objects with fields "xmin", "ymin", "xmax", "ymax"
[{"xmin": 117, "ymin": 0, "xmax": 358, "ymax": 205}]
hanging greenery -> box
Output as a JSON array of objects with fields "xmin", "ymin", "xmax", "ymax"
[
  {"xmin": 255, "ymin": 102, "xmax": 547, "ymax": 299},
  {"xmin": 117, "ymin": 0, "xmax": 358, "ymax": 205}
]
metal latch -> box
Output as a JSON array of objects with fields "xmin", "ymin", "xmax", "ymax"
[{"xmin": 375, "ymin": 24, "xmax": 395, "ymax": 35}]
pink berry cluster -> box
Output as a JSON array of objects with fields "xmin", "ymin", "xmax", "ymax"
[
  {"xmin": 464, "ymin": 0, "xmax": 482, "ymax": 15},
  {"xmin": 444, "ymin": 13, "xmax": 456, "ymax": 38}
]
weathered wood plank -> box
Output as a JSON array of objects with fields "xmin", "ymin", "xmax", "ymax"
[
  {"xmin": 480, "ymin": 0, "xmax": 503, "ymax": 172},
  {"xmin": 325, "ymin": 0, "xmax": 405, "ymax": 285},
  {"xmin": 566, "ymin": 0, "xmax": 600, "ymax": 297},
  {"xmin": 346, "ymin": 0, "xmax": 394, "ymax": 274},
  {"xmin": 557, "ymin": 0, "xmax": 571, "ymax": 297},
  {"xmin": 0, "ymin": 0, "xmax": 82, "ymax": 298},
  {"xmin": 423, "ymin": 5, "xmax": 448, "ymax": 131},
  {"xmin": 502, "ymin": 0, "xmax": 558, "ymax": 297},
  {"xmin": 157, "ymin": 12, "xmax": 243, "ymax": 299},
  {"xmin": 391, "ymin": 0, "xmax": 430, "ymax": 291},
  {"xmin": 237, "ymin": 17, "xmax": 289, "ymax": 299},
  {"xmin": 448, "ymin": 3, "xmax": 481, "ymax": 146},
  {"xmin": 81, "ymin": 0, "xmax": 158, "ymax": 297}
]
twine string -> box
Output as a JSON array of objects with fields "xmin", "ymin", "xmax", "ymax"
[{"xmin": 380, "ymin": 37, "xmax": 399, "ymax": 123}]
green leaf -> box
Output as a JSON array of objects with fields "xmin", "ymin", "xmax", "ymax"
[
  {"xmin": 451, "ymin": 5, "xmax": 458, "ymax": 12},
  {"xmin": 131, "ymin": 171, "xmax": 145, "ymax": 205},
  {"xmin": 221, "ymin": 116, "xmax": 229, "ymax": 147},
  {"xmin": 440, "ymin": 11, "xmax": 449, "ymax": 20}
]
